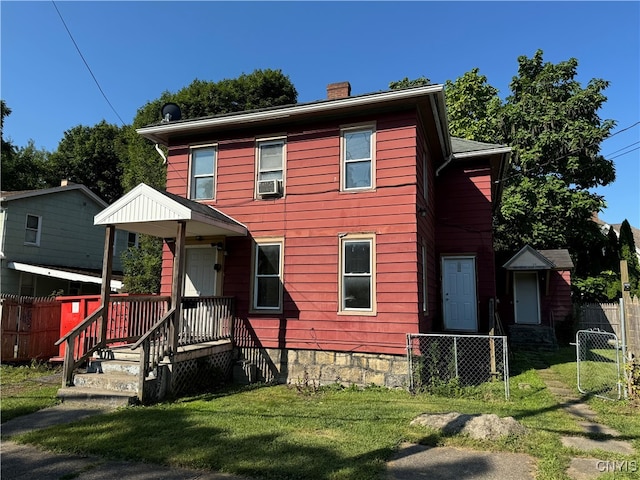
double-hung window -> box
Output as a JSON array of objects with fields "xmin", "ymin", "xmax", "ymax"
[
  {"xmin": 340, "ymin": 234, "xmax": 375, "ymax": 313},
  {"xmin": 190, "ymin": 146, "xmax": 216, "ymax": 200},
  {"xmin": 252, "ymin": 239, "xmax": 283, "ymax": 311},
  {"xmin": 24, "ymin": 214, "xmax": 42, "ymax": 246},
  {"xmin": 256, "ymin": 138, "xmax": 285, "ymax": 196},
  {"xmin": 341, "ymin": 125, "xmax": 375, "ymax": 191}
]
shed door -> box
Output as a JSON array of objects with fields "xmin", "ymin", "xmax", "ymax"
[
  {"xmin": 184, "ymin": 247, "xmax": 218, "ymax": 296},
  {"xmin": 442, "ymin": 257, "xmax": 477, "ymax": 331},
  {"xmin": 513, "ymin": 271, "xmax": 540, "ymax": 324}
]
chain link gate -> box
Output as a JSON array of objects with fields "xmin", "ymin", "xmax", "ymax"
[
  {"xmin": 407, "ymin": 333, "xmax": 510, "ymax": 399},
  {"xmin": 576, "ymin": 329, "xmax": 622, "ymax": 400}
]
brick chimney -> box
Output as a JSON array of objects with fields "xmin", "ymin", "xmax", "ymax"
[{"xmin": 327, "ymin": 82, "xmax": 351, "ymax": 100}]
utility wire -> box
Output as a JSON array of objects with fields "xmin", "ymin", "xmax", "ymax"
[
  {"xmin": 609, "ymin": 146, "xmax": 640, "ymax": 160},
  {"xmin": 52, "ymin": 1, "xmax": 126, "ymax": 126},
  {"xmin": 496, "ymin": 120, "xmax": 640, "ymax": 184},
  {"xmin": 604, "ymin": 141, "xmax": 640, "ymax": 157}
]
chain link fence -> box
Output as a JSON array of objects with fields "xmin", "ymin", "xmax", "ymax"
[
  {"xmin": 407, "ymin": 333, "xmax": 509, "ymax": 399},
  {"xmin": 576, "ymin": 329, "xmax": 622, "ymax": 400}
]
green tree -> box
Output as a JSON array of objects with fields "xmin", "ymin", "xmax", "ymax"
[
  {"xmin": 496, "ymin": 50, "xmax": 615, "ymax": 265},
  {"xmin": 1, "ymin": 101, "xmax": 50, "ymax": 191},
  {"xmin": 388, "ymin": 76, "xmax": 431, "ymax": 90},
  {"xmin": 619, "ymin": 219, "xmax": 640, "ymax": 297},
  {"xmin": 442, "ymin": 68, "xmax": 502, "ymax": 143},
  {"xmin": 47, "ymin": 120, "xmax": 127, "ymax": 203}
]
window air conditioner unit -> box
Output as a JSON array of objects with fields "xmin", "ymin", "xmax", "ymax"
[{"xmin": 258, "ymin": 179, "xmax": 282, "ymax": 196}]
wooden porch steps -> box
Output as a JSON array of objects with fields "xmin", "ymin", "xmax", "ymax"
[{"xmin": 57, "ymin": 345, "xmax": 142, "ymax": 407}]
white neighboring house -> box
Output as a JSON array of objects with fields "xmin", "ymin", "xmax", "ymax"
[
  {"xmin": 0, "ymin": 181, "xmax": 131, "ymax": 296},
  {"xmin": 593, "ymin": 215, "xmax": 640, "ymax": 263}
]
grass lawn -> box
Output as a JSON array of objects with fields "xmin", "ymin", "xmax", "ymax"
[
  {"xmin": 9, "ymin": 350, "xmax": 640, "ymax": 480},
  {"xmin": 1, "ymin": 362, "xmax": 61, "ymax": 423}
]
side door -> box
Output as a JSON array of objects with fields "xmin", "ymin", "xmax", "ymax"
[
  {"xmin": 513, "ymin": 271, "xmax": 540, "ymax": 324},
  {"xmin": 442, "ymin": 256, "xmax": 477, "ymax": 331},
  {"xmin": 184, "ymin": 247, "xmax": 218, "ymax": 297}
]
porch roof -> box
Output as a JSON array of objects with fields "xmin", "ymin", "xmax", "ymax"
[
  {"xmin": 94, "ymin": 183, "xmax": 247, "ymax": 239},
  {"xmin": 503, "ymin": 245, "xmax": 574, "ymax": 271}
]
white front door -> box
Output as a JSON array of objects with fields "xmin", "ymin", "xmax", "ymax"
[
  {"xmin": 184, "ymin": 247, "xmax": 218, "ymax": 296},
  {"xmin": 514, "ymin": 271, "xmax": 540, "ymax": 324},
  {"xmin": 442, "ymin": 256, "xmax": 477, "ymax": 331}
]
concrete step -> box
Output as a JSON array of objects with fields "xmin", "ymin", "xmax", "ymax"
[
  {"xmin": 98, "ymin": 346, "xmax": 140, "ymax": 362},
  {"xmin": 57, "ymin": 386, "xmax": 139, "ymax": 407},
  {"xmin": 88, "ymin": 359, "xmax": 140, "ymax": 376},
  {"xmin": 73, "ymin": 372, "xmax": 139, "ymax": 393}
]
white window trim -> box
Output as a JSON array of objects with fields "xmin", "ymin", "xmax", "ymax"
[
  {"xmin": 255, "ymin": 136, "xmax": 286, "ymax": 198},
  {"xmin": 189, "ymin": 144, "xmax": 218, "ymax": 200},
  {"xmin": 24, "ymin": 214, "xmax": 42, "ymax": 246},
  {"xmin": 338, "ymin": 233, "xmax": 376, "ymax": 315},
  {"xmin": 340, "ymin": 123, "xmax": 376, "ymax": 192},
  {"xmin": 251, "ymin": 237, "xmax": 284, "ymax": 313}
]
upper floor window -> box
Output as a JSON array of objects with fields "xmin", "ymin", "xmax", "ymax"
[
  {"xmin": 190, "ymin": 146, "xmax": 216, "ymax": 200},
  {"xmin": 339, "ymin": 234, "xmax": 376, "ymax": 314},
  {"xmin": 25, "ymin": 214, "xmax": 42, "ymax": 246},
  {"xmin": 256, "ymin": 139, "xmax": 285, "ymax": 197},
  {"xmin": 341, "ymin": 125, "xmax": 375, "ymax": 191},
  {"xmin": 127, "ymin": 232, "xmax": 139, "ymax": 248},
  {"xmin": 252, "ymin": 239, "xmax": 283, "ymax": 311}
]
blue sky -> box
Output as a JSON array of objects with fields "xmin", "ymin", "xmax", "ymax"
[{"xmin": 2, "ymin": 1, "xmax": 638, "ymax": 225}]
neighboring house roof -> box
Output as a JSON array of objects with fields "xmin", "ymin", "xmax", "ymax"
[
  {"xmin": 94, "ymin": 183, "xmax": 248, "ymax": 238},
  {"xmin": 1, "ymin": 183, "xmax": 108, "ymax": 207},
  {"xmin": 503, "ymin": 245, "xmax": 574, "ymax": 271},
  {"xmin": 7, "ymin": 261, "xmax": 123, "ymax": 290},
  {"xmin": 592, "ymin": 214, "xmax": 640, "ymax": 259}
]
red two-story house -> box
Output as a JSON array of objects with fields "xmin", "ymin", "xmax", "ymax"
[{"xmin": 113, "ymin": 82, "xmax": 510, "ymax": 388}]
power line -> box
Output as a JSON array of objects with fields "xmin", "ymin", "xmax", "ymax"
[
  {"xmin": 52, "ymin": 1, "xmax": 126, "ymax": 126},
  {"xmin": 605, "ymin": 141, "xmax": 640, "ymax": 158},
  {"xmin": 603, "ymin": 121, "xmax": 640, "ymax": 141},
  {"xmin": 609, "ymin": 146, "xmax": 640, "ymax": 160}
]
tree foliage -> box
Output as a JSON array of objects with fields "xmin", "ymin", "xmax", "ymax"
[
  {"xmin": 619, "ymin": 219, "xmax": 640, "ymax": 297},
  {"xmin": 1, "ymin": 101, "xmax": 50, "ymax": 191},
  {"xmin": 443, "ymin": 68, "xmax": 502, "ymax": 143},
  {"xmin": 46, "ymin": 121, "xmax": 127, "ymax": 204}
]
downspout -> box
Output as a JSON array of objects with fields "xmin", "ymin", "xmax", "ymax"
[
  {"xmin": 435, "ymin": 154, "xmax": 455, "ymax": 177},
  {"xmin": 155, "ymin": 144, "xmax": 167, "ymax": 165}
]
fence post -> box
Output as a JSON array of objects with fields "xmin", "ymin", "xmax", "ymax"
[{"xmin": 619, "ymin": 297, "xmax": 628, "ymax": 399}]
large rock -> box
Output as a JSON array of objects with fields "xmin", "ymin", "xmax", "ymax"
[{"xmin": 411, "ymin": 412, "xmax": 526, "ymax": 440}]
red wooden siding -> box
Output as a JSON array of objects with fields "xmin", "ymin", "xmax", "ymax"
[
  {"xmin": 434, "ymin": 162, "xmax": 496, "ymax": 331},
  {"xmin": 541, "ymin": 270, "xmax": 573, "ymax": 324},
  {"xmin": 163, "ymin": 111, "xmax": 423, "ymax": 355}
]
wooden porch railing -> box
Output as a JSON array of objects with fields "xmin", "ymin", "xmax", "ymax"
[
  {"xmin": 57, "ymin": 294, "xmax": 235, "ymax": 399},
  {"xmin": 55, "ymin": 295, "xmax": 170, "ymax": 386},
  {"xmin": 131, "ymin": 296, "xmax": 235, "ymax": 402}
]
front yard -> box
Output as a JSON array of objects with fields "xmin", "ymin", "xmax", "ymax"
[{"xmin": 3, "ymin": 349, "xmax": 639, "ymax": 480}]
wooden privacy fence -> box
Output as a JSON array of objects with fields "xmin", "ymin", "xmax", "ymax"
[
  {"xmin": 625, "ymin": 296, "xmax": 640, "ymax": 358},
  {"xmin": 577, "ymin": 297, "xmax": 640, "ymax": 358},
  {"xmin": 577, "ymin": 302, "xmax": 622, "ymax": 337},
  {"xmin": 1, "ymin": 295, "xmax": 61, "ymax": 362}
]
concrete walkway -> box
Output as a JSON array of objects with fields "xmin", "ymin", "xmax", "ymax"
[
  {"xmin": 1, "ymin": 403, "xmax": 247, "ymax": 480},
  {"xmin": 537, "ymin": 367, "xmax": 637, "ymax": 480}
]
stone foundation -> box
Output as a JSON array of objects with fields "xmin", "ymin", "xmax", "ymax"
[{"xmin": 235, "ymin": 347, "xmax": 409, "ymax": 388}]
